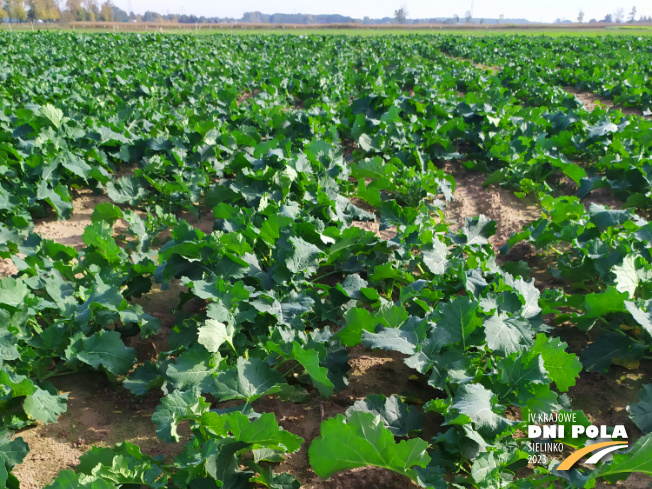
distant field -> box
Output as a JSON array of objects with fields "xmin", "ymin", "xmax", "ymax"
[{"xmin": 2, "ymin": 21, "xmax": 652, "ymax": 36}]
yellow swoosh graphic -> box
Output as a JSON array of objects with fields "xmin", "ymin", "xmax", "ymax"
[{"xmin": 556, "ymin": 441, "xmax": 629, "ymax": 470}]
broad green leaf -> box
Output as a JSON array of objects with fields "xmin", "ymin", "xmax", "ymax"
[
  {"xmin": 106, "ymin": 176, "xmax": 147, "ymax": 205},
  {"xmin": 23, "ymin": 386, "xmax": 67, "ymax": 424},
  {"xmin": 251, "ymin": 468, "xmax": 300, "ymax": 489},
  {"xmin": 450, "ymin": 384, "xmax": 514, "ymax": 438},
  {"xmin": 462, "ymin": 215, "xmax": 497, "ymax": 246},
  {"xmin": 203, "ymin": 441, "xmax": 252, "ymax": 488},
  {"xmin": 346, "ymin": 394, "xmax": 422, "ymax": 437},
  {"xmin": 422, "ymin": 238, "xmax": 449, "ymax": 275},
  {"xmin": 37, "ymin": 180, "xmax": 74, "ymax": 218},
  {"xmin": 74, "ymin": 442, "xmax": 166, "ymax": 488},
  {"xmin": 0, "ymin": 465, "xmax": 13, "ymax": 489},
  {"xmin": 362, "ymin": 326, "xmax": 420, "ymax": 355},
  {"xmin": 91, "ymin": 203, "xmax": 124, "ymax": 226},
  {"xmin": 0, "ymin": 331, "xmax": 20, "ymax": 365},
  {"xmin": 531, "ymin": 334, "xmax": 582, "ymax": 392},
  {"xmin": 588, "ymin": 205, "xmax": 634, "ymax": 230},
  {"xmin": 67, "ymin": 331, "xmax": 137, "ymax": 376},
  {"xmin": 82, "ymin": 221, "xmax": 123, "ymax": 265},
  {"xmin": 267, "ymin": 341, "xmax": 334, "ymax": 397},
  {"xmin": 380, "ymin": 200, "xmax": 418, "ymax": 228},
  {"xmin": 253, "ymin": 292, "xmax": 314, "ymax": 329},
  {"xmin": 496, "ymin": 352, "xmax": 548, "ymax": 393},
  {"xmin": 123, "ymin": 362, "xmax": 164, "ymax": 396},
  {"xmin": 337, "ymin": 308, "xmax": 375, "ymax": 347},
  {"xmin": 41, "ymin": 104, "xmax": 64, "ymax": 129},
  {"xmin": 0, "ymin": 430, "xmax": 29, "ymax": 471},
  {"xmin": 309, "ymin": 411, "xmax": 430, "ymax": 480},
  {"xmin": 628, "ymin": 384, "xmax": 652, "ymax": 434},
  {"xmin": 212, "ymin": 357, "xmax": 284, "ymax": 402},
  {"xmin": 369, "ymin": 263, "xmax": 413, "ymax": 284},
  {"xmin": 580, "ymin": 332, "xmax": 646, "ymax": 373},
  {"xmin": 484, "ymin": 315, "xmax": 534, "ymax": 355},
  {"xmin": 613, "ymin": 255, "xmax": 639, "ymax": 299},
  {"xmin": 166, "ymin": 349, "xmax": 217, "ymax": 392},
  {"xmin": 584, "ymin": 286, "xmax": 628, "ymax": 318},
  {"xmin": 45, "ymin": 471, "xmax": 118, "ymax": 489},
  {"xmin": 587, "ymin": 121, "xmax": 618, "ymax": 139},
  {"xmin": 285, "ymin": 237, "xmax": 322, "ymax": 276},
  {"xmin": 436, "ymin": 296, "xmax": 481, "ymax": 349},
  {"xmin": 60, "ymin": 153, "xmax": 92, "ymax": 180},
  {"xmin": 505, "ymin": 276, "xmax": 541, "ymax": 319},
  {"xmin": 0, "ymin": 278, "xmax": 30, "ymax": 308},
  {"xmin": 471, "ymin": 451, "xmax": 498, "ymax": 484},
  {"xmin": 591, "ymin": 432, "xmax": 652, "ymax": 480},
  {"xmin": 625, "ymin": 301, "xmax": 652, "ymax": 337},
  {"xmin": 197, "ymin": 319, "xmax": 236, "ymax": 353},
  {"xmin": 151, "ymin": 388, "xmax": 211, "ymax": 442},
  {"xmin": 225, "ymin": 411, "xmax": 303, "ymax": 452},
  {"xmin": 0, "ymin": 369, "xmax": 37, "ymax": 397}
]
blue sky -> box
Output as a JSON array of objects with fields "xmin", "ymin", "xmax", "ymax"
[{"xmin": 112, "ymin": 0, "xmax": 648, "ymax": 23}]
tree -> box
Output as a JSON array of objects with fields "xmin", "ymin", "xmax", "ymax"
[
  {"xmin": 43, "ymin": 0, "xmax": 60, "ymax": 20},
  {"xmin": 614, "ymin": 8, "xmax": 624, "ymax": 22},
  {"xmin": 602, "ymin": 13, "xmax": 613, "ymax": 23},
  {"xmin": 498, "ymin": 13, "xmax": 504, "ymax": 24},
  {"xmin": 112, "ymin": 4, "xmax": 127, "ymax": 21},
  {"xmin": 577, "ymin": 10, "xmax": 584, "ymax": 23},
  {"xmin": 142, "ymin": 10, "xmax": 162, "ymax": 22},
  {"xmin": 64, "ymin": 0, "xmax": 82, "ymax": 20},
  {"xmin": 453, "ymin": 14, "xmax": 459, "ymax": 24},
  {"xmin": 465, "ymin": 10, "xmax": 472, "ymax": 23},
  {"xmin": 65, "ymin": 0, "xmax": 79, "ymax": 10},
  {"xmin": 99, "ymin": 0, "xmax": 112, "ymax": 21},
  {"xmin": 5, "ymin": 0, "xmax": 27, "ymax": 20},
  {"xmin": 628, "ymin": 6, "xmax": 637, "ymax": 22},
  {"xmin": 0, "ymin": 4, "xmax": 7, "ymax": 20},
  {"xmin": 83, "ymin": 0, "xmax": 97, "ymax": 18},
  {"xmin": 393, "ymin": 7, "xmax": 406, "ymax": 24},
  {"xmin": 27, "ymin": 0, "xmax": 45, "ymax": 20},
  {"xmin": 26, "ymin": 0, "xmax": 58, "ymax": 20}
]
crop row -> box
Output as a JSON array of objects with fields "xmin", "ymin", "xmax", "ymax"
[
  {"xmin": 1, "ymin": 33, "xmax": 651, "ymax": 488},
  {"xmin": 437, "ymin": 35, "xmax": 652, "ymax": 112}
]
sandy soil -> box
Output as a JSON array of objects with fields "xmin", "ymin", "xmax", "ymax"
[
  {"xmin": 31, "ymin": 190, "xmax": 114, "ymax": 248},
  {"xmin": 563, "ymin": 86, "xmax": 648, "ymax": 118},
  {"xmin": 441, "ymin": 51, "xmax": 501, "ymax": 75},
  {"xmin": 349, "ymin": 194, "xmax": 398, "ymax": 241},
  {"xmin": 13, "ymin": 373, "xmax": 180, "ymax": 489},
  {"xmin": 237, "ymin": 88, "xmax": 262, "ymax": 105},
  {"xmin": 442, "ymin": 161, "xmax": 541, "ymax": 246},
  {"xmin": 0, "ymin": 258, "xmax": 18, "ymax": 278},
  {"xmin": 350, "ymin": 219, "xmax": 398, "ymax": 241}
]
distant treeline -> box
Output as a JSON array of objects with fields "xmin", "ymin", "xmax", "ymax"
[
  {"xmin": 0, "ymin": 2, "xmax": 531, "ymax": 25},
  {"xmin": 239, "ymin": 12, "xmax": 531, "ymax": 25},
  {"xmin": 1, "ymin": 2, "xmax": 650, "ymax": 25}
]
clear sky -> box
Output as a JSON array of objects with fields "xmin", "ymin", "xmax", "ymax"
[{"xmin": 111, "ymin": 0, "xmax": 649, "ymax": 23}]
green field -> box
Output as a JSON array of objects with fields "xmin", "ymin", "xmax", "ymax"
[
  {"xmin": 1, "ymin": 32, "xmax": 652, "ymax": 488},
  {"xmin": 3, "ymin": 22, "xmax": 652, "ymax": 36}
]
